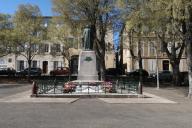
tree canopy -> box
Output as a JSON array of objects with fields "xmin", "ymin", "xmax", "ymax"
[
  {"xmin": 0, "ymin": 14, "xmax": 13, "ymax": 57},
  {"xmin": 52, "ymin": 0, "xmax": 115, "ymax": 79},
  {"xmin": 12, "ymin": 4, "xmax": 44, "ymax": 81}
]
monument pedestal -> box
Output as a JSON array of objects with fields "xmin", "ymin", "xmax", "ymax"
[{"xmin": 77, "ymin": 50, "xmax": 98, "ymax": 80}]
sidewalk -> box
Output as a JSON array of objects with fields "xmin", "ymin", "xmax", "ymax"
[
  {"xmin": 0, "ymin": 83, "xmax": 30, "ymax": 88},
  {"xmin": 0, "ymin": 83, "xmax": 191, "ymax": 104},
  {"xmin": 143, "ymin": 86, "xmax": 192, "ymax": 103},
  {"xmin": 0, "ymin": 90, "xmax": 79, "ymax": 103},
  {"xmin": 1, "ymin": 86, "xmax": 187, "ymax": 104}
]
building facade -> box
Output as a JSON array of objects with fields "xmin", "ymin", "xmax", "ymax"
[
  {"xmin": 122, "ymin": 32, "xmax": 188, "ymax": 74},
  {"xmin": 0, "ymin": 30, "xmax": 187, "ymax": 75},
  {"xmin": 0, "ymin": 31, "xmax": 116, "ymax": 75}
]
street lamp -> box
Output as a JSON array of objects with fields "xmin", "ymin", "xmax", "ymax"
[
  {"xmin": 152, "ymin": 42, "xmax": 160, "ymax": 90},
  {"xmin": 155, "ymin": 47, "xmax": 160, "ymax": 90}
]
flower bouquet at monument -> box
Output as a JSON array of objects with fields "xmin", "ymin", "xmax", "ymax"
[
  {"xmin": 102, "ymin": 81, "xmax": 113, "ymax": 93},
  {"xmin": 63, "ymin": 82, "xmax": 76, "ymax": 93}
]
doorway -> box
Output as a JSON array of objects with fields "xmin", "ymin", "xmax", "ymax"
[
  {"xmin": 162, "ymin": 60, "xmax": 169, "ymax": 71},
  {"xmin": 70, "ymin": 55, "xmax": 79, "ymax": 74},
  {"xmin": 42, "ymin": 61, "xmax": 48, "ymax": 74}
]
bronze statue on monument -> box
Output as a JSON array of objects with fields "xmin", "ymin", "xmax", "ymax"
[
  {"xmin": 78, "ymin": 25, "xmax": 98, "ymax": 81},
  {"xmin": 82, "ymin": 25, "xmax": 93, "ymax": 50}
]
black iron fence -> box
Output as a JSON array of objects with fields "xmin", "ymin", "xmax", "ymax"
[{"xmin": 32, "ymin": 77, "xmax": 140, "ymax": 95}]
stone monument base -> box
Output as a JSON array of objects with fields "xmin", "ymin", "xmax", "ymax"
[{"xmin": 77, "ymin": 50, "xmax": 98, "ymax": 81}]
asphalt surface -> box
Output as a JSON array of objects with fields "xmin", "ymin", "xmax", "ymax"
[
  {"xmin": 0, "ymin": 84, "xmax": 31, "ymax": 98},
  {"xmin": 0, "ymin": 84, "xmax": 192, "ymax": 128}
]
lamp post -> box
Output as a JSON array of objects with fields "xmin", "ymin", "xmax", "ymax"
[
  {"xmin": 154, "ymin": 45, "xmax": 160, "ymax": 90},
  {"xmin": 152, "ymin": 42, "xmax": 160, "ymax": 90}
]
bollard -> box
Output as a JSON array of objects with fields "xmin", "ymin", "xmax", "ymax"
[
  {"xmin": 138, "ymin": 82, "xmax": 143, "ymax": 95},
  {"xmin": 32, "ymin": 81, "xmax": 38, "ymax": 96}
]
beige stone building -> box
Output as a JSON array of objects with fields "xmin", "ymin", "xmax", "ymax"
[
  {"xmin": 0, "ymin": 31, "xmax": 116, "ymax": 75},
  {"xmin": 0, "ymin": 29, "xmax": 187, "ymax": 75},
  {"xmin": 122, "ymin": 32, "xmax": 188, "ymax": 74},
  {"xmin": 105, "ymin": 30, "xmax": 116, "ymax": 69}
]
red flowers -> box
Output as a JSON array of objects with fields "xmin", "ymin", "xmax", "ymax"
[
  {"xmin": 102, "ymin": 81, "xmax": 113, "ymax": 93},
  {"xmin": 63, "ymin": 82, "xmax": 76, "ymax": 93}
]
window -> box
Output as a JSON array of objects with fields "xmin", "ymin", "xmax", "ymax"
[
  {"xmin": 149, "ymin": 42, "xmax": 155, "ymax": 56},
  {"xmin": 66, "ymin": 37, "xmax": 78, "ymax": 49},
  {"xmin": 55, "ymin": 44, "xmax": 61, "ymax": 52},
  {"xmin": 53, "ymin": 61, "xmax": 58, "ymax": 70},
  {"xmin": 161, "ymin": 42, "xmax": 168, "ymax": 52},
  {"xmin": 39, "ymin": 44, "xmax": 49, "ymax": 53},
  {"xmin": 32, "ymin": 61, "xmax": 37, "ymax": 68},
  {"xmin": 44, "ymin": 44, "xmax": 49, "ymax": 52},
  {"xmin": 51, "ymin": 44, "xmax": 61, "ymax": 53},
  {"xmin": 148, "ymin": 59, "xmax": 156, "ymax": 73},
  {"xmin": 141, "ymin": 42, "xmax": 145, "ymax": 56},
  {"xmin": 31, "ymin": 44, "xmax": 38, "ymax": 52},
  {"xmin": 8, "ymin": 58, "xmax": 12, "ymax": 63},
  {"xmin": 0, "ymin": 59, "xmax": 6, "ymax": 65},
  {"xmin": 162, "ymin": 60, "xmax": 169, "ymax": 71},
  {"xmin": 17, "ymin": 60, "xmax": 24, "ymax": 71}
]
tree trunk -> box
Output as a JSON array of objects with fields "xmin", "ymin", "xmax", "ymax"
[
  {"xmin": 138, "ymin": 31, "xmax": 143, "ymax": 94},
  {"xmin": 68, "ymin": 59, "xmax": 71, "ymax": 81},
  {"xmin": 92, "ymin": 20, "xmax": 106, "ymax": 80},
  {"xmin": 160, "ymin": 34, "xmax": 183, "ymax": 86},
  {"xmin": 186, "ymin": 6, "xmax": 192, "ymax": 98},
  {"xmin": 187, "ymin": 42, "xmax": 192, "ymax": 97},
  {"xmin": 27, "ymin": 59, "xmax": 32, "ymax": 82},
  {"xmin": 100, "ymin": 55, "xmax": 106, "ymax": 81},
  {"xmin": 98, "ymin": 35, "xmax": 106, "ymax": 80},
  {"xmin": 119, "ymin": 23, "xmax": 125, "ymax": 75},
  {"xmin": 115, "ymin": 51, "xmax": 119, "ymax": 73},
  {"xmin": 170, "ymin": 61, "xmax": 181, "ymax": 86}
]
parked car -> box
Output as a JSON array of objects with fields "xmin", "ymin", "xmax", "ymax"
[
  {"xmin": 180, "ymin": 72, "xmax": 189, "ymax": 86},
  {"xmin": 0, "ymin": 68, "xmax": 16, "ymax": 76},
  {"xmin": 180, "ymin": 71, "xmax": 188, "ymax": 83},
  {"xmin": 105, "ymin": 68, "xmax": 120, "ymax": 76},
  {"xmin": 183, "ymin": 75, "xmax": 189, "ymax": 86},
  {"xmin": 151, "ymin": 70, "xmax": 173, "ymax": 82},
  {"xmin": 16, "ymin": 68, "xmax": 42, "ymax": 76},
  {"xmin": 50, "ymin": 67, "xmax": 70, "ymax": 76},
  {"xmin": 126, "ymin": 69, "xmax": 149, "ymax": 80}
]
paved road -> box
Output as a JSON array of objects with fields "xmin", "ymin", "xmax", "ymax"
[
  {"xmin": 0, "ymin": 85, "xmax": 192, "ymax": 128},
  {"xmin": 0, "ymin": 84, "xmax": 31, "ymax": 98}
]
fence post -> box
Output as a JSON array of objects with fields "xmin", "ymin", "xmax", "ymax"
[
  {"xmin": 138, "ymin": 82, "xmax": 143, "ymax": 94},
  {"xmin": 32, "ymin": 81, "xmax": 38, "ymax": 97},
  {"xmin": 53, "ymin": 80, "xmax": 56, "ymax": 94}
]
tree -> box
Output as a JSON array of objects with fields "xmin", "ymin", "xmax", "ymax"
[
  {"xmin": 113, "ymin": 0, "xmax": 142, "ymax": 75},
  {"xmin": 185, "ymin": 1, "xmax": 192, "ymax": 97},
  {"xmin": 120, "ymin": 0, "xmax": 192, "ymax": 95},
  {"xmin": 52, "ymin": 0, "xmax": 114, "ymax": 80},
  {"xmin": 151, "ymin": 0, "xmax": 186, "ymax": 86},
  {"xmin": 126, "ymin": 0, "xmax": 187, "ymax": 86},
  {"xmin": 0, "ymin": 14, "xmax": 13, "ymax": 57},
  {"xmin": 13, "ymin": 4, "xmax": 44, "ymax": 81},
  {"xmin": 119, "ymin": 0, "xmax": 148, "ymax": 94},
  {"xmin": 47, "ymin": 17, "xmax": 80, "ymax": 76}
]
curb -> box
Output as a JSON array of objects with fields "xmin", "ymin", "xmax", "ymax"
[{"xmin": 30, "ymin": 94, "xmax": 150, "ymax": 98}]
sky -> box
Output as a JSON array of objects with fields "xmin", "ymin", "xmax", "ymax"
[
  {"xmin": 0, "ymin": 0, "xmax": 120, "ymax": 49},
  {"xmin": 0, "ymin": 0, "xmax": 52, "ymax": 16}
]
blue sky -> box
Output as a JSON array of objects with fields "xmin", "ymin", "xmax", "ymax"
[
  {"xmin": 0, "ymin": 0, "xmax": 119, "ymax": 49},
  {"xmin": 0, "ymin": 0, "xmax": 52, "ymax": 16}
]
